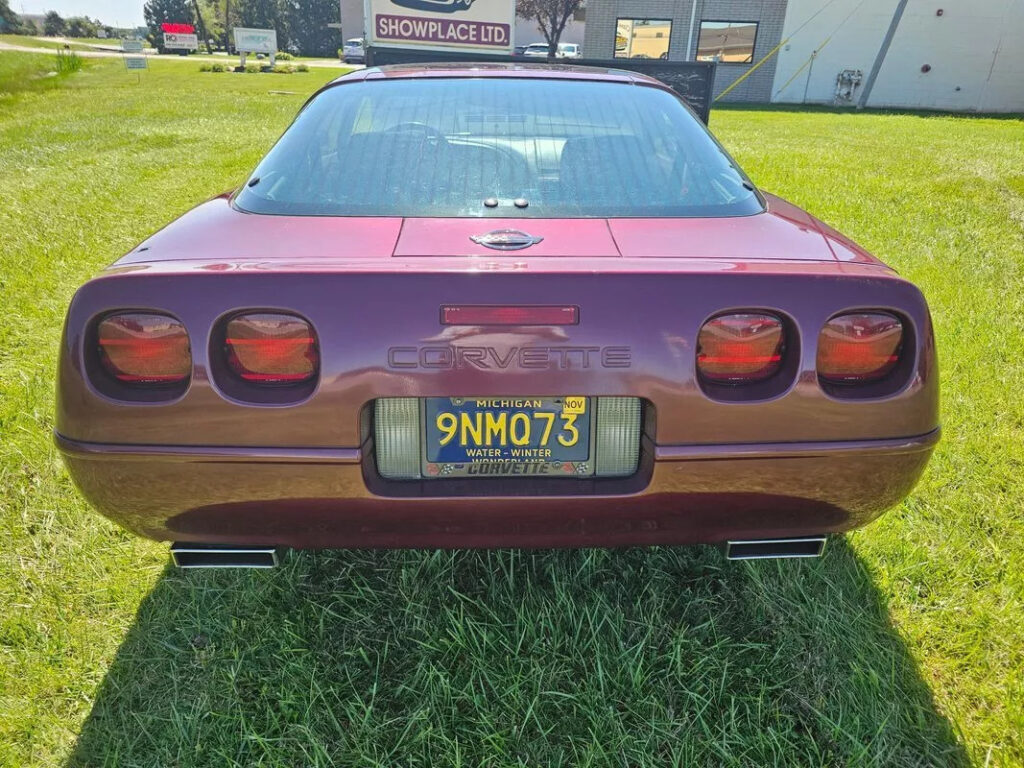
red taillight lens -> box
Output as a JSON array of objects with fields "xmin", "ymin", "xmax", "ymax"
[
  {"xmin": 224, "ymin": 313, "xmax": 318, "ymax": 384},
  {"xmin": 97, "ymin": 313, "xmax": 190, "ymax": 384},
  {"xmin": 697, "ymin": 312, "xmax": 785, "ymax": 383},
  {"xmin": 818, "ymin": 312, "xmax": 903, "ymax": 383}
]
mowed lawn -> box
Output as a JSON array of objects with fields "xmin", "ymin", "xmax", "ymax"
[{"xmin": 0, "ymin": 52, "xmax": 1021, "ymax": 767}]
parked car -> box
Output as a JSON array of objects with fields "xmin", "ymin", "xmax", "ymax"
[
  {"xmin": 57, "ymin": 64, "xmax": 939, "ymax": 567},
  {"xmin": 341, "ymin": 37, "xmax": 364, "ymax": 64},
  {"xmin": 523, "ymin": 43, "xmax": 582, "ymax": 59}
]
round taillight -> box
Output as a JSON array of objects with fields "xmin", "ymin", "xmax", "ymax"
[
  {"xmin": 97, "ymin": 312, "xmax": 190, "ymax": 384},
  {"xmin": 697, "ymin": 312, "xmax": 785, "ymax": 383},
  {"xmin": 817, "ymin": 312, "xmax": 903, "ymax": 384},
  {"xmin": 224, "ymin": 313, "xmax": 318, "ymax": 384}
]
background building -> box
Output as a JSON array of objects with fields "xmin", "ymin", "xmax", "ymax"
[
  {"xmin": 340, "ymin": 0, "xmax": 584, "ymax": 48},
  {"xmin": 583, "ymin": 0, "xmax": 1024, "ymax": 112}
]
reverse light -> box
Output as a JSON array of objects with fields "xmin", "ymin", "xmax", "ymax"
[
  {"xmin": 224, "ymin": 313, "xmax": 318, "ymax": 384},
  {"xmin": 97, "ymin": 312, "xmax": 190, "ymax": 384},
  {"xmin": 594, "ymin": 397, "xmax": 642, "ymax": 476},
  {"xmin": 818, "ymin": 312, "xmax": 903, "ymax": 384},
  {"xmin": 697, "ymin": 312, "xmax": 785, "ymax": 383}
]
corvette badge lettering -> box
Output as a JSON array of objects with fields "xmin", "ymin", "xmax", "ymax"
[{"xmin": 387, "ymin": 346, "xmax": 631, "ymax": 369}]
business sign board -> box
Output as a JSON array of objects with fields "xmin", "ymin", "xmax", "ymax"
[
  {"xmin": 366, "ymin": 0, "xmax": 513, "ymax": 53},
  {"xmin": 124, "ymin": 56, "xmax": 148, "ymax": 70},
  {"xmin": 233, "ymin": 27, "xmax": 278, "ymax": 55},
  {"xmin": 161, "ymin": 22, "xmax": 195, "ymax": 34},
  {"xmin": 163, "ymin": 32, "xmax": 198, "ymax": 50},
  {"xmin": 121, "ymin": 39, "xmax": 144, "ymax": 53}
]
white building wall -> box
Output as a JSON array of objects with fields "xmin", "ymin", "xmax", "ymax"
[{"xmin": 772, "ymin": 0, "xmax": 1024, "ymax": 112}]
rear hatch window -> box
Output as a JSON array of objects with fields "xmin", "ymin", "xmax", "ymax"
[{"xmin": 235, "ymin": 77, "xmax": 762, "ymax": 219}]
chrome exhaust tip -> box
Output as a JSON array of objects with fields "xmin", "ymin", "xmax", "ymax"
[
  {"xmin": 725, "ymin": 537, "xmax": 827, "ymax": 560},
  {"xmin": 170, "ymin": 543, "xmax": 279, "ymax": 569}
]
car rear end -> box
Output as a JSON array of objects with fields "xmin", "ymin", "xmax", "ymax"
[
  {"xmin": 57, "ymin": 253, "xmax": 938, "ymax": 552},
  {"xmin": 342, "ymin": 38, "xmax": 364, "ymax": 63},
  {"xmin": 56, "ymin": 66, "xmax": 939, "ymax": 558}
]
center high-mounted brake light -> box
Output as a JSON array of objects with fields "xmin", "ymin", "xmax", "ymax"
[
  {"xmin": 696, "ymin": 312, "xmax": 785, "ymax": 383},
  {"xmin": 224, "ymin": 313, "xmax": 319, "ymax": 384},
  {"xmin": 97, "ymin": 312, "xmax": 191, "ymax": 384},
  {"xmin": 441, "ymin": 305, "xmax": 579, "ymax": 326}
]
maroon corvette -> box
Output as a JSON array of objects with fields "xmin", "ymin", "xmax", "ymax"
[{"xmin": 56, "ymin": 64, "xmax": 939, "ymax": 566}]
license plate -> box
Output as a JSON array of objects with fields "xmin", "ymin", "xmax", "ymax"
[{"xmin": 423, "ymin": 396, "xmax": 594, "ymax": 478}]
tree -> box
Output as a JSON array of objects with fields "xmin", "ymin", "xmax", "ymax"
[
  {"xmin": 282, "ymin": 0, "xmax": 338, "ymax": 57},
  {"xmin": 143, "ymin": 0, "xmax": 194, "ymax": 50},
  {"xmin": 238, "ymin": 0, "xmax": 288, "ymax": 51},
  {"xmin": 189, "ymin": 0, "xmax": 212, "ymax": 52},
  {"xmin": 516, "ymin": 0, "xmax": 583, "ymax": 57},
  {"xmin": 66, "ymin": 16, "xmax": 99, "ymax": 37},
  {"xmin": 43, "ymin": 10, "xmax": 66, "ymax": 36},
  {"xmin": 197, "ymin": 0, "xmax": 233, "ymax": 49},
  {"xmin": 0, "ymin": 0, "xmax": 30, "ymax": 34}
]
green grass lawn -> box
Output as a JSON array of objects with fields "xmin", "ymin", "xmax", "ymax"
[
  {"xmin": 0, "ymin": 50, "xmax": 80, "ymax": 98},
  {"xmin": 0, "ymin": 53, "xmax": 1021, "ymax": 767}
]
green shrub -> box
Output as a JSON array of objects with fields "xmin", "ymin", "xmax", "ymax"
[
  {"xmin": 275, "ymin": 51, "xmax": 293, "ymax": 60},
  {"xmin": 272, "ymin": 64, "xmax": 295, "ymax": 74},
  {"xmin": 199, "ymin": 63, "xmax": 212, "ymax": 72},
  {"xmin": 244, "ymin": 63, "xmax": 260, "ymax": 73},
  {"xmin": 337, "ymin": 48, "xmax": 344, "ymax": 59},
  {"xmin": 296, "ymin": 64, "xmax": 309, "ymax": 72},
  {"xmin": 54, "ymin": 49, "xmax": 82, "ymax": 74},
  {"xmin": 210, "ymin": 62, "xmax": 225, "ymax": 73}
]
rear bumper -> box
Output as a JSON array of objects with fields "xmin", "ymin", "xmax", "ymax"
[{"xmin": 56, "ymin": 429, "xmax": 938, "ymax": 549}]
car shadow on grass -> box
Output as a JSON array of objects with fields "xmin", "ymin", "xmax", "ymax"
[{"xmin": 66, "ymin": 538, "xmax": 968, "ymax": 766}]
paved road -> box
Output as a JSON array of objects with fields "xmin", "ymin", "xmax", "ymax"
[{"xmin": 0, "ymin": 40, "xmax": 357, "ymax": 69}]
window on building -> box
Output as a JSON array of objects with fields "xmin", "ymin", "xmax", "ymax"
[
  {"xmin": 696, "ymin": 21, "xmax": 758, "ymax": 64},
  {"xmin": 615, "ymin": 18, "xmax": 672, "ymax": 60}
]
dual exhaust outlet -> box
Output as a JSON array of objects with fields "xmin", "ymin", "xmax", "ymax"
[
  {"xmin": 170, "ymin": 537, "xmax": 826, "ymax": 568},
  {"xmin": 171, "ymin": 543, "xmax": 279, "ymax": 569},
  {"xmin": 724, "ymin": 536, "xmax": 827, "ymax": 560}
]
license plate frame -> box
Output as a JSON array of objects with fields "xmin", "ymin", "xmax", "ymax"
[{"xmin": 421, "ymin": 396, "xmax": 595, "ymax": 479}]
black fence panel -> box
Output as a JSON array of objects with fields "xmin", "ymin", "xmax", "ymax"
[{"xmin": 365, "ymin": 47, "xmax": 716, "ymax": 124}]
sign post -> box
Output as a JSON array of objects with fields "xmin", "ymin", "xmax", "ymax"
[
  {"xmin": 233, "ymin": 27, "xmax": 278, "ymax": 69},
  {"xmin": 121, "ymin": 38, "xmax": 147, "ymax": 82},
  {"xmin": 365, "ymin": 0, "xmax": 514, "ymax": 55}
]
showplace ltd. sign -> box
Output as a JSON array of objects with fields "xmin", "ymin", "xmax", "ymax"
[{"xmin": 367, "ymin": 0, "xmax": 513, "ymax": 53}]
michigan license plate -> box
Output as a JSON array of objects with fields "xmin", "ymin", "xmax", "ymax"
[{"xmin": 423, "ymin": 397, "xmax": 593, "ymax": 478}]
